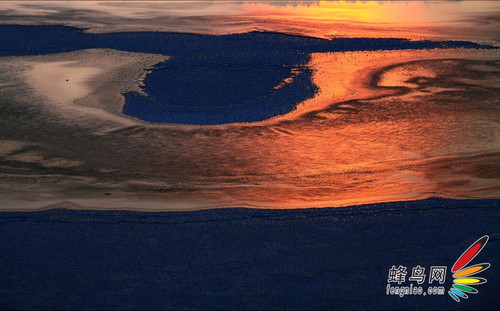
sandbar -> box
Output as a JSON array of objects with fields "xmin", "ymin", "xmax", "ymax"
[{"xmin": 4, "ymin": 49, "xmax": 169, "ymax": 124}]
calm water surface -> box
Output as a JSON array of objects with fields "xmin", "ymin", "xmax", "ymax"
[{"xmin": 0, "ymin": 1, "xmax": 498, "ymax": 210}]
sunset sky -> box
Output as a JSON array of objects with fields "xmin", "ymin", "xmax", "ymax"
[{"xmin": 1, "ymin": 1, "xmax": 499, "ymax": 43}]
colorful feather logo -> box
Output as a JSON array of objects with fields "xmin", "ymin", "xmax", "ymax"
[{"xmin": 448, "ymin": 235, "xmax": 490, "ymax": 302}]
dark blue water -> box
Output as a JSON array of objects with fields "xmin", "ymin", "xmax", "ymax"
[
  {"xmin": 122, "ymin": 63, "xmax": 315, "ymax": 124},
  {"xmin": 1, "ymin": 198, "xmax": 499, "ymax": 310},
  {"xmin": 0, "ymin": 25, "xmax": 495, "ymax": 124}
]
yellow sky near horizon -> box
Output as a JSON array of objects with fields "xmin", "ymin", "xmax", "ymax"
[{"xmin": 0, "ymin": 1, "xmax": 499, "ymax": 42}]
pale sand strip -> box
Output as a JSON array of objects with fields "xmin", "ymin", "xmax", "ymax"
[
  {"xmin": 7, "ymin": 49, "xmax": 168, "ymax": 124},
  {"xmin": 28, "ymin": 60, "xmax": 103, "ymax": 105}
]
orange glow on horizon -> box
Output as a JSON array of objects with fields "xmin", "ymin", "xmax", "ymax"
[
  {"xmin": 236, "ymin": 1, "xmax": 500, "ymax": 43},
  {"xmin": 1, "ymin": 1, "xmax": 499, "ymax": 44}
]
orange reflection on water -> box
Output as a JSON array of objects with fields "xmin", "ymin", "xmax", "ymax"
[
  {"xmin": 208, "ymin": 49, "xmax": 500, "ymax": 209},
  {"xmin": 3, "ymin": 48, "xmax": 498, "ymax": 211},
  {"xmin": 95, "ymin": 49, "xmax": 496, "ymax": 210}
]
